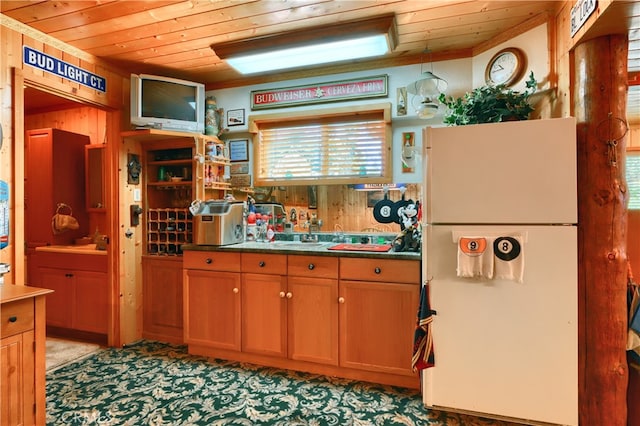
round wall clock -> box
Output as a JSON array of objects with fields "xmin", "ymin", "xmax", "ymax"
[{"xmin": 485, "ymin": 47, "xmax": 526, "ymax": 87}]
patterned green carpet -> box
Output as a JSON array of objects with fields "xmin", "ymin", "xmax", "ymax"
[{"xmin": 46, "ymin": 340, "xmax": 516, "ymax": 425}]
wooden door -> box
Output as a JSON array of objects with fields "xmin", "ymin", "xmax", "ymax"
[
  {"xmin": 287, "ymin": 276, "xmax": 339, "ymax": 365},
  {"xmin": 142, "ymin": 257, "xmax": 183, "ymax": 343},
  {"xmin": 183, "ymin": 269, "xmax": 241, "ymax": 350},
  {"xmin": 241, "ymin": 272, "xmax": 287, "ymax": 357},
  {"xmin": 74, "ymin": 270, "xmax": 108, "ymax": 334},
  {"xmin": 37, "ymin": 267, "xmax": 73, "ymax": 328},
  {"xmin": 339, "ymin": 280, "xmax": 419, "ymax": 376}
]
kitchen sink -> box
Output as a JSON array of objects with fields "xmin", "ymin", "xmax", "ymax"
[{"xmin": 272, "ymin": 242, "xmax": 329, "ymax": 249}]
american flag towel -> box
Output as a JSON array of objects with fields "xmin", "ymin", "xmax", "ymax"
[{"xmin": 412, "ymin": 284, "xmax": 435, "ymax": 371}]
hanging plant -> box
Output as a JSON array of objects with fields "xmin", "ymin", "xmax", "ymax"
[{"xmin": 438, "ymin": 72, "xmax": 537, "ymax": 126}]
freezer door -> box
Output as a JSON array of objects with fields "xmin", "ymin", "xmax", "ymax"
[
  {"xmin": 425, "ymin": 117, "xmax": 577, "ymax": 224},
  {"xmin": 423, "ymin": 224, "xmax": 578, "ymax": 426}
]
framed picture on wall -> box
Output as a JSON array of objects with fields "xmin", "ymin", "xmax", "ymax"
[
  {"xmin": 227, "ymin": 109, "xmax": 245, "ymax": 127},
  {"xmin": 229, "ymin": 139, "xmax": 249, "ymax": 162}
]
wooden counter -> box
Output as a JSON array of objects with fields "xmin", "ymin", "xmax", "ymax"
[{"xmin": 1, "ymin": 285, "xmax": 52, "ymax": 426}]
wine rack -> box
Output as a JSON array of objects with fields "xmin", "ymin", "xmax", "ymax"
[{"xmin": 146, "ymin": 208, "xmax": 192, "ymax": 255}]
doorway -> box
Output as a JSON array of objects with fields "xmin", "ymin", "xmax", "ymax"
[{"xmin": 19, "ymin": 81, "xmax": 118, "ymax": 347}]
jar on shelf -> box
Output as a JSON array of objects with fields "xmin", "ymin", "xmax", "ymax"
[
  {"xmin": 204, "ymin": 96, "xmax": 219, "ymax": 136},
  {"xmin": 205, "ymin": 141, "xmax": 216, "ymax": 159}
]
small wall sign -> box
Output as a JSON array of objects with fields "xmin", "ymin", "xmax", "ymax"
[
  {"xmin": 230, "ymin": 174, "xmax": 251, "ymax": 188},
  {"xmin": 227, "ymin": 109, "xmax": 245, "ymax": 127},
  {"xmin": 230, "ymin": 162, "xmax": 250, "ymax": 175},
  {"xmin": 402, "ymin": 132, "xmax": 415, "ymax": 173},
  {"xmin": 251, "ymin": 75, "xmax": 388, "ymax": 110},
  {"xmin": 570, "ymin": 0, "xmax": 597, "ymax": 37},
  {"xmin": 229, "ymin": 139, "xmax": 249, "ymax": 162},
  {"xmin": 353, "ymin": 183, "xmax": 407, "ymax": 192},
  {"xmin": 23, "ymin": 46, "xmax": 107, "ymax": 92}
]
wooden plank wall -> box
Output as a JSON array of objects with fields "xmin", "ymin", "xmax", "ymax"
[{"xmin": 264, "ymin": 184, "xmax": 421, "ymax": 234}]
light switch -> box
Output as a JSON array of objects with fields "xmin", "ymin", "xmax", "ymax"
[{"xmin": 133, "ymin": 188, "xmax": 141, "ymax": 202}]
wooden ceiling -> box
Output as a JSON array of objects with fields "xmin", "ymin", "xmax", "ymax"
[{"xmin": 3, "ymin": 0, "xmax": 639, "ymax": 120}]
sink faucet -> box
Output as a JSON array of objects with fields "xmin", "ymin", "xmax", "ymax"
[{"xmin": 303, "ymin": 213, "xmax": 322, "ymax": 241}]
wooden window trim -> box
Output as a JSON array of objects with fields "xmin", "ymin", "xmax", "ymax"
[{"xmin": 249, "ymin": 103, "xmax": 392, "ymax": 186}]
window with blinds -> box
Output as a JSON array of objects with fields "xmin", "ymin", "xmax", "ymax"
[
  {"xmin": 251, "ymin": 104, "xmax": 392, "ymax": 186},
  {"xmin": 627, "ymin": 150, "xmax": 640, "ymax": 210}
]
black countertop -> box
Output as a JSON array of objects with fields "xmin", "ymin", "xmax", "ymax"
[{"xmin": 182, "ymin": 241, "xmax": 421, "ymax": 261}]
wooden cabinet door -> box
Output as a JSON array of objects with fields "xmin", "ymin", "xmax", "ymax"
[
  {"xmin": 1, "ymin": 331, "xmax": 35, "ymax": 426},
  {"xmin": 142, "ymin": 257, "xmax": 183, "ymax": 343},
  {"xmin": 74, "ymin": 270, "xmax": 108, "ymax": 334},
  {"xmin": 339, "ymin": 280, "xmax": 419, "ymax": 376},
  {"xmin": 241, "ymin": 272, "xmax": 287, "ymax": 357},
  {"xmin": 38, "ymin": 267, "xmax": 73, "ymax": 328},
  {"xmin": 184, "ymin": 269, "xmax": 241, "ymax": 350},
  {"xmin": 287, "ymin": 276, "xmax": 339, "ymax": 365}
]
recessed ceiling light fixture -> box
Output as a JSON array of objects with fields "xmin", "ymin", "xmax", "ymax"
[{"xmin": 211, "ymin": 15, "xmax": 397, "ymax": 75}]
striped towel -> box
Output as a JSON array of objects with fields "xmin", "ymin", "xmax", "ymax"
[{"xmin": 412, "ymin": 284, "xmax": 435, "ymax": 371}]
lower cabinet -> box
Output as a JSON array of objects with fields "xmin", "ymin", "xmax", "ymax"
[
  {"xmin": 183, "ymin": 250, "xmax": 420, "ymax": 388},
  {"xmin": 240, "ymin": 253, "xmax": 339, "ymax": 365},
  {"xmin": 339, "ymin": 280, "xmax": 419, "ymax": 375},
  {"xmin": 33, "ymin": 252, "xmax": 108, "ymax": 335},
  {"xmin": 183, "ymin": 251, "xmax": 241, "ymax": 351},
  {"xmin": 1, "ymin": 286, "xmax": 52, "ymax": 426},
  {"xmin": 142, "ymin": 256, "xmax": 184, "ymax": 344},
  {"xmin": 339, "ymin": 258, "xmax": 421, "ymax": 377},
  {"xmin": 286, "ymin": 255, "xmax": 339, "ymax": 366}
]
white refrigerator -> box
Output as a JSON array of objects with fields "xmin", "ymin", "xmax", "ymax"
[{"xmin": 422, "ymin": 117, "xmax": 578, "ymax": 426}]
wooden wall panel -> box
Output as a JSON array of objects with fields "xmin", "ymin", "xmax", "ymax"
[{"xmin": 24, "ymin": 106, "xmax": 106, "ymax": 144}]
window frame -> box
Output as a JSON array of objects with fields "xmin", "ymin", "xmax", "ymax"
[
  {"xmin": 627, "ymin": 147, "xmax": 640, "ymax": 210},
  {"xmin": 249, "ymin": 103, "xmax": 392, "ymax": 186}
]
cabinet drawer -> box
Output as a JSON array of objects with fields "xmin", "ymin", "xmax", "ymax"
[
  {"xmin": 36, "ymin": 251, "xmax": 107, "ymax": 272},
  {"xmin": 340, "ymin": 258, "xmax": 420, "ymax": 284},
  {"xmin": 288, "ymin": 255, "xmax": 339, "ymax": 279},
  {"xmin": 1, "ymin": 299, "xmax": 34, "ymax": 337},
  {"xmin": 241, "ymin": 253, "xmax": 287, "ymax": 275},
  {"xmin": 183, "ymin": 251, "xmax": 241, "ymax": 272}
]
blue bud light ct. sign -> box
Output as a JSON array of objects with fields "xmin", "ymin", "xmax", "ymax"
[{"xmin": 23, "ymin": 46, "xmax": 107, "ymax": 92}]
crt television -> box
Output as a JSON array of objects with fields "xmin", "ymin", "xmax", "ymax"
[{"xmin": 130, "ymin": 73, "xmax": 205, "ymax": 133}]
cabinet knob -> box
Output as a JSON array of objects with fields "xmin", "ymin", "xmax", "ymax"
[
  {"xmin": 8, "ymin": 316, "xmax": 17, "ymax": 323},
  {"xmin": 286, "ymin": 292, "xmax": 293, "ymax": 299},
  {"xmin": 259, "ymin": 261, "xmax": 266, "ymax": 267},
  {"xmin": 205, "ymin": 258, "xmax": 212, "ymax": 264},
  {"xmin": 279, "ymin": 291, "xmax": 286, "ymax": 298},
  {"xmin": 65, "ymin": 273, "xmax": 74, "ymax": 278},
  {"xmin": 338, "ymin": 297, "xmax": 345, "ymax": 304},
  {"xmin": 308, "ymin": 263, "xmax": 315, "ymax": 270},
  {"xmin": 374, "ymin": 267, "xmax": 381, "ymax": 274},
  {"xmin": 232, "ymin": 287, "xmax": 239, "ymax": 294}
]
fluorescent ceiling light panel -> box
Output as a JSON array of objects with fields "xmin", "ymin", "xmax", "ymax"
[
  {"xmin": 212, "ymin": 15, "xmax": 397, "ymax": 75},
  {"xmin": 226, "ymin": 35, "xmax": 390, "ymax": 74}
]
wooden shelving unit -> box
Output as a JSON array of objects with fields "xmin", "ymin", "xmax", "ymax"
[{"xmin": 122, "ymin": 129, "xmax": 231, "ymax": 256}]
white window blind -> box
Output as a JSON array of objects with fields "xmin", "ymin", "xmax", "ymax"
[
  {"xmin": 627, "ymin": 151, "xmax": 640, "ymax": 210},
  {"xmin": 252, "ymin": 107, "xmax": 391, "ymax": 186}
]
